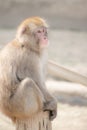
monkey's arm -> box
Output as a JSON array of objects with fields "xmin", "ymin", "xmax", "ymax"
[{"xmin": 34, "ymin": 80, "xmax": 57, "ymax": 120}]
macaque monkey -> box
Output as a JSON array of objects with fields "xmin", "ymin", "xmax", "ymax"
[{"xmin": 0, "ymin": 17, "xmax": 57, "ymax": 122}]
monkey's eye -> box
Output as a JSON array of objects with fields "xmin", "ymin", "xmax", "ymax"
[{"xmin": 37, "ymin": 30, "xmax": 41, "ymax": 33}]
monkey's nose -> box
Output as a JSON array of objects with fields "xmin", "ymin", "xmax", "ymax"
[{"xmin": 44, "ymin": 37, "xmax": 47, "ymax": 40}]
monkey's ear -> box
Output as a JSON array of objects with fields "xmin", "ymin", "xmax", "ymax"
[
  {"xmin": 17, "ymin": 26, "xmax": 27, "ymax": 36},
  {"xmin": 16, "ymin": 26, "xmax": 27, "ymax": 43},
  {"xmin": 18, "ymin": 26, "xmax": 27, "ymax": 36}
]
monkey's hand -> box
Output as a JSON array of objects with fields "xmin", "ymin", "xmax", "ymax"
[{"xmin": 43, "ymin": 97, "xmax": 57, "ymax": 121}]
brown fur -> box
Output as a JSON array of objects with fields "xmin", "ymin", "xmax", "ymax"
[{"xmin": 0, "ymin": 17, "xmax": 57, "ymax": 121}]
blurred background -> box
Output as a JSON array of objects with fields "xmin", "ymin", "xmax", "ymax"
[{"xmin": 0, "ymin": 0, "xmax": 87, "ymax": 130}]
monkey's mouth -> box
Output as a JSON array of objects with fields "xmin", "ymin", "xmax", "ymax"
[
  {"xmin": 41, "ymin": 38, "xmax": 48, "ymax": 44},
  {"xmin": 40, "ymin": 39, "xmax": 49, "ymax": 48}
]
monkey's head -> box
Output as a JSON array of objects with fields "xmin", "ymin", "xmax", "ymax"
[{"xmin": 16, "ymin": 17, "xmax": 49, "ymax": 52}]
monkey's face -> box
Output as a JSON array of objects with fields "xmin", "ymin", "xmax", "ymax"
[
  {"xmin": 16, "ymin": 17, "xmax": 49, "ymax": 51},
  {"xmin": 33, "ymin": 26, "xmax": 49, "ymax": 49}
]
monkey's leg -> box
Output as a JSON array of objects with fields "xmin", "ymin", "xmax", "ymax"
[{"xmin": 9, "ymin": 78, "xmax": 45, "ymax": 119}]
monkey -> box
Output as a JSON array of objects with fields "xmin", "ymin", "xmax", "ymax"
[{"xmin": 0, "ymin": 17, "xmax": 57, "ymax": 122}]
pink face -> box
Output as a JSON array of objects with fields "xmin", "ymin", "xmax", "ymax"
[{"xmin": 34, "ymin": 27, "xmax": 49, "ymax": 48}]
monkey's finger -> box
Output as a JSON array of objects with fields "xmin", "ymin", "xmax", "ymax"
[{"xmin": 49, "ymin": 110, "xmax": 57, "ymax": 121}]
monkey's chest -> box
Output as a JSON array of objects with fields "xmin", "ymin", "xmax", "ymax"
[{"xmin": 17, "ymin": 60, "xmax": 43, "ymax": 83}]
